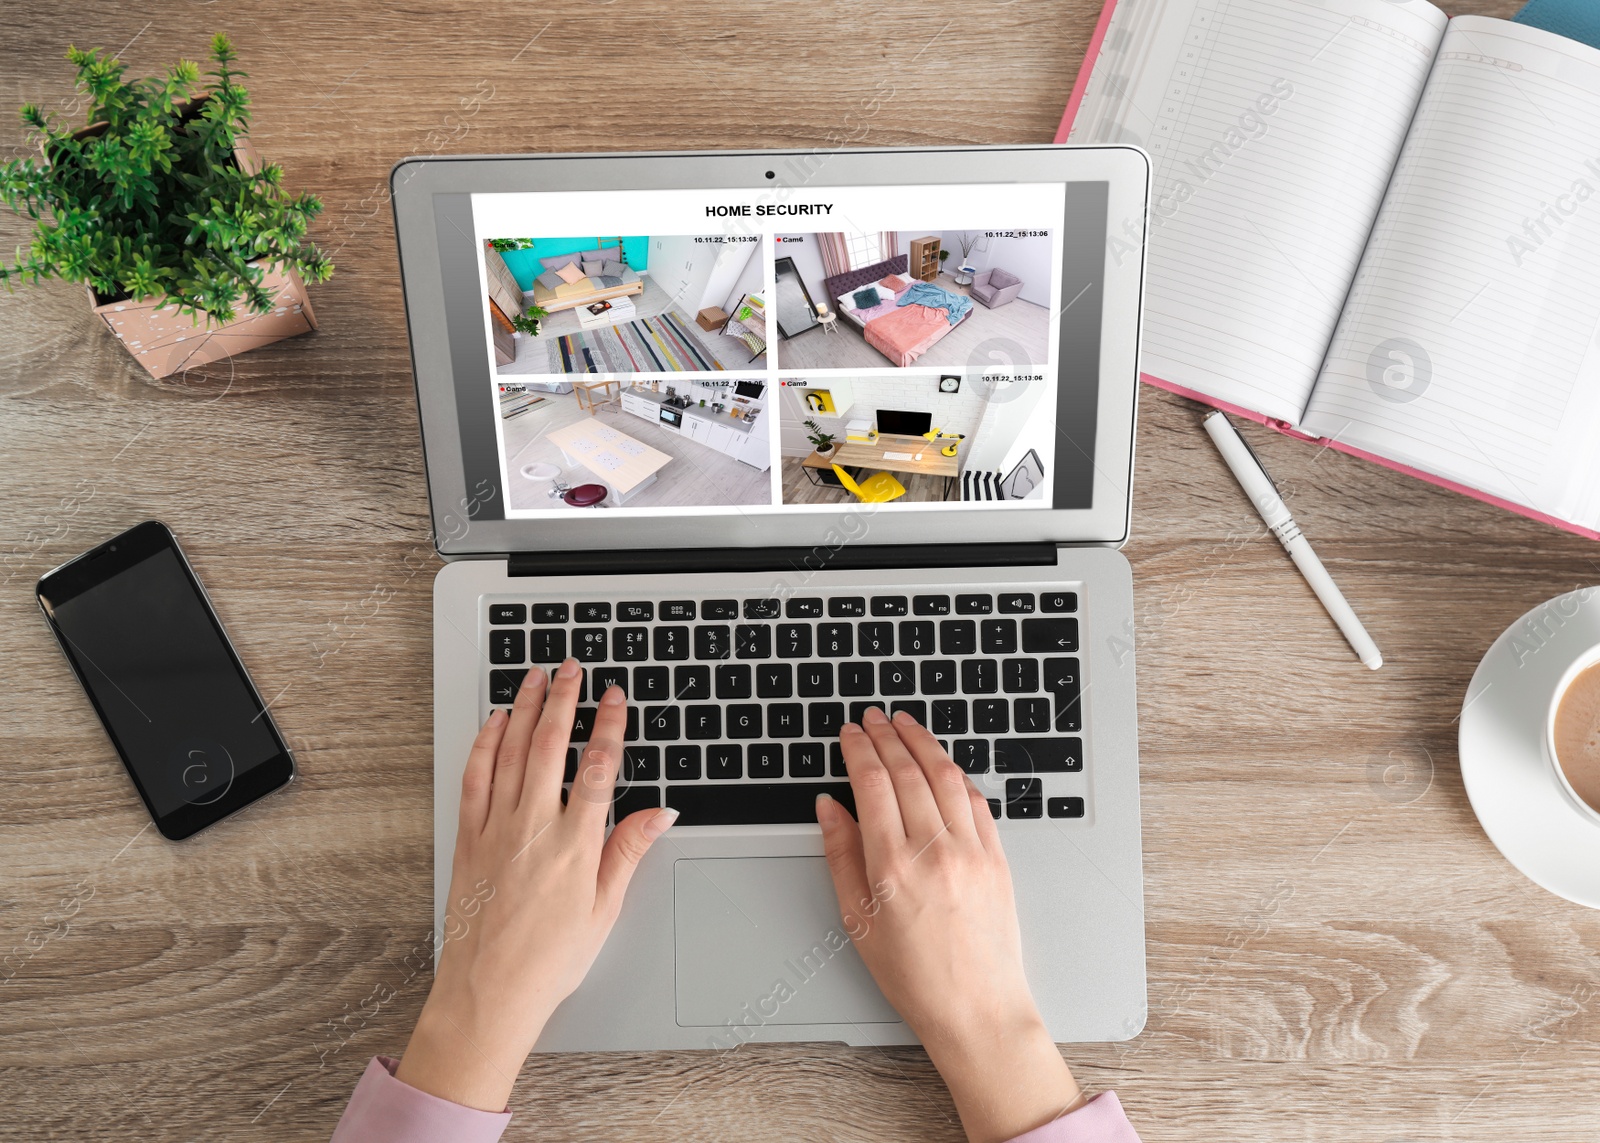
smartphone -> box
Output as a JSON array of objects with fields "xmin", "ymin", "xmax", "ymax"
[{"xmin": 36, "ymin": 521, "xmax": 295, "ymax": 840}]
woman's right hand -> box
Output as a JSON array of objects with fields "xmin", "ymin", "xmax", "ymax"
[{"xmin": 817, "ymin": 706, "xmax": 1086, "ymax": 1143}]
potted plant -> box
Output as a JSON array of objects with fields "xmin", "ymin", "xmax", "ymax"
[
  {"xmin": 939, "ymin": 249, "xmax": 951, "ymax": 266},
  {"xmin": 509, "ymin": 305, "xmax": 547, "ymax": 337},
  {"xmin": 805, "ymin": 418, "xmax": 837, "ymax": 457},
  {"xmin": 0, "ymin": 36, "xmax": 333, "ymax": 378}
]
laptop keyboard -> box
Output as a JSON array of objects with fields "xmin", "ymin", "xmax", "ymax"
[{"xmin": 484, "ymin": 590, "xmax": 1085, "ymax": 826}]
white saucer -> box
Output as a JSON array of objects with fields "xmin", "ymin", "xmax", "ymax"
[{"xmin": 1460, "ymin": 587, "xmax": 1600, "ymax": 909}]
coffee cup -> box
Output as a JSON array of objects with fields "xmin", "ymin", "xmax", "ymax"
[{"xmin": 1546, "ymin": 642, "xmax": 1600, "ymax": 827}]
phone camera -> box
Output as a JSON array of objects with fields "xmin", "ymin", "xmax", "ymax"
[
  {"xmin": 108, "ymin": 543, "xmax": 117, "ymax": 552},
  {"xmin": 765, "ymin": 170, "xmax": 775, "ymax": 179}
]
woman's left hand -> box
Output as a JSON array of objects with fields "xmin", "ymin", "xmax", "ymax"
[{"xmin": 394, "ymin": 659, "xmax": 677, "ymax": 1111}]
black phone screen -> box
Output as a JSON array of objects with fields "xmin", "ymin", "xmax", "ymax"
[{"xmin": 37, "ymin": 522, "xmax": 292, "ymax": 838}]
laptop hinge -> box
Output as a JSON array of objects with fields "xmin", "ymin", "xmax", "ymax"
[{"xmin": 507, "ymin": 542, "xmax": 1059, "ymax": 578}]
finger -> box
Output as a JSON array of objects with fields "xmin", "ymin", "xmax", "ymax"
[
  {"xmin": 965, "ymin": 775, "xmax": 1003, "ymax": 854},
  {"xmin": 505, "ymin": 658, "xmax": 579, "ymax": 818},
  {"xmin": 816, "ymin": 792, "xmax": 874, "ymax": 940},
  {"xmin": 891, "ymin": 711, "xmax": 978, "ymax": 842},
  {"xmin": 491, "ymin": 668, "xmax": 548, "ymax": 814},
  {"xmin": 595, "ymin": 805, "xmax": 678, "ymax": 919},
  {"xmin": 458, "ymin": 709, "xmax": 507, "ymax": 839},
  {"xmin": 860, "ymin": 706, "xmax": 944, "ymax": 842},
  {"xmin": 562, "ymin": 684, "xmax": 626, "ymax": 823},
  {"xmin": 839, "ymin": 720, "xmax": 905, "ymax": 854}
]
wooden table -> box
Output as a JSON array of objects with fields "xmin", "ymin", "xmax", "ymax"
[
  {"xmin": 803, "ymin": 433, "xmax": 963, "ymax": 498},
  {"xmin": 545, "ymin": 419, "xmax": 671, "ymax": 503},
  {"xmin": 572, "ymin": 378, "xmax": 621, "ymax": 414},
  {"xmin": 4, "ymin": 3, "xmax": 1592, "ymax": 1142}
]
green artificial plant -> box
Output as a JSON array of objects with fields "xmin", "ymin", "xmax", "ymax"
[
  {"xmin": 804, "ymin": 418, "xmax": 836, "ymax": 452},
  {"xmin": 0, "ymin": 35, "xmax": 332, "ymax": 324},
  {"xmin": 489, "ymin": 238, "xmax": 534, "ymax": 252},
  {"xmin": 509, "ymin": 304, "xmax": 547, "ymax": 336}
]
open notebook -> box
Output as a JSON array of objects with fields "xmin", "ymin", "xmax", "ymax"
[{"xmin": 1058, "ymin": 0, "xmax": 1600, "ymax": 539}]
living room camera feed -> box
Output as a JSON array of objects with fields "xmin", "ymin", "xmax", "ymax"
[
  {"xmin": 483, "ymin": 235, "xmax": 768, "ymax": 376},
  {"xmin": 498, "ymin": 377, "xmax": 774, "ymax": 513},
  {"xmin": 772, "ymin": 230, "xmax": 1053, "ymax": 370},
  {"xmin": 777, "ymin": 375, "xmax": 1053, "ymax": 506}
]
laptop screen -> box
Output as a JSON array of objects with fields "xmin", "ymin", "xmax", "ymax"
[{"xmin": 446, "ymin": 180, "xmax": 1107, "ymax": 522}]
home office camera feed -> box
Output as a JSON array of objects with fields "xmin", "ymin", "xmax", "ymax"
[{"xmin": 468, "ymin": 182, "xmax": 1096, "ymax": 517}]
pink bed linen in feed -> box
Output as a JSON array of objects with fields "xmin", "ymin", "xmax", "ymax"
[
  {"xmin": 864, "ymin": 303, "xmax": 959, "ymax": 367},
  {"xmin": 853, "ymin": 295, "xmax": 899, "ymax": 324}
]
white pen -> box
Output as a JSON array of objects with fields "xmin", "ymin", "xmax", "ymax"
[{"xmin": 1202, "ymin": 410, "xmax": 1383, "ymax": 670}]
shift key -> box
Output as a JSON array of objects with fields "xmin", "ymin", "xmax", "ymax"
[{"xmin": 993, "ymin": 737, "xmax": 1083, "ymax": 773}]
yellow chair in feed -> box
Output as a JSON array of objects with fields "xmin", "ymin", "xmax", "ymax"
[{"xmin": 830, "ymin": 463, "xmax": 905, "ymax": 504}]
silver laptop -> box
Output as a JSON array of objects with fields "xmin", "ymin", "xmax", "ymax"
[{"xmin": 391, "ymin": 145, "xmax": 1150, "ymax": 1050}]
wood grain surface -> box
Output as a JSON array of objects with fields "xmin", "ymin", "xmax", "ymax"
[{"xmin": 5, "ymin": 1, "xmax": 1597, "ymax": 1140}]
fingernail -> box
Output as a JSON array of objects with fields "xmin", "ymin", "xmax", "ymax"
[
  {"xmin": 601, "ymin": 684, "xmax": 625, "ymax": 705},
  {"xmin": 893, "ymin": 710, "xmax": 916, "ymax": 726},
  {"xmin": 557, "ymin": 658, "xmax": 581, "ymax": 679},
  {"xmin": 487, "ymin": 708, "xmax": 507, "ymax": 727},
  {"xmin": 863, "ymin": 705, "xmax": 888, "ymax": 724},
  {"xmin": 644, "ymin": 807, "xmax": 679, "ymax": 840},
  {"xmin": 841, "ymin": 722, "xmax": 861, "ymax": 735},
  {"xmin": 521, "ymin": 669, "xmax": 546, "ymax": 690},
  {"xmin": 815, "ymin": 792, "xmax": 835, "ymax": 822}
]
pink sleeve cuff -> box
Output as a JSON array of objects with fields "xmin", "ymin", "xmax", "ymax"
[
  {"xmin": 330, "ymin": 1056, "xmax": 512, "ymax": 1143},
  {"xmin": 1005, "ymin": 1092, "xmax": 1142, "ymax": 1143}
]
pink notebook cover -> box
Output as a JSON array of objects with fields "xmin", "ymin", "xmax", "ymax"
[{"xmin": 1053, "ymin": 0, "xmax": 1600, "ymax": 543}]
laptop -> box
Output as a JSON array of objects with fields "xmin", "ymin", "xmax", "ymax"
[{"xmin": 390, "ymin": 145, "xmax": 1149, "ymax": 1051}]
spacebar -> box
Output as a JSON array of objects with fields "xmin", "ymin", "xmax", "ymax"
[{"xmin": 666, "ymin": 782, "xmax": 856, "ymax": 825}]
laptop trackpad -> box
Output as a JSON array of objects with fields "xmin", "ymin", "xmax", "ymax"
[{"xmin": 673, "ymin": 857, "xmax": 901, "ymax": 1027}]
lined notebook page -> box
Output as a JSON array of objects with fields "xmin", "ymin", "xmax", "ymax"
[
  {"xmin": 1304, "ymin": 18, "xmax": 1600, "ymax": 530},
  {"xmin": 1071, "ymin": 0, "xmax": 1446, "ymax": 423}
]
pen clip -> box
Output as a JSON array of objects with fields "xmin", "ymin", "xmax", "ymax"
[{"xmin": 1232, "ymin": 423, "xmax": 1280, "ymax": 496}]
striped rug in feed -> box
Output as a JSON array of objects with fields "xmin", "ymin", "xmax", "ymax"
[
  {"xmin": 962, "ymin": 469, "xmax": 1005, "ymax": 500},
  {"xmin": 550, "ymin": 311, "xmax": 727, "ymax": 374}
]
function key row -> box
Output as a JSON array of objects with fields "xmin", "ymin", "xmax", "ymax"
[{"xmin": 489, "ymin": 592, "xmax": 1078, "ymax": 626}]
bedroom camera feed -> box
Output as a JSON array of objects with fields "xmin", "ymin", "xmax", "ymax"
[
  {"xmin": 778, "ymin": 375, "xmax": 1053, "ymax": 507},
  {"xmin": 498, "ymin": 376, "xmax": 774, "ymax": 513},
  {"xmin": 772, "ymin": 230, "xmax": 1054, "ymax": 370},
  {"xmin": 483, "ymin": 235, "xmax": 767, "ymax": 377}
]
